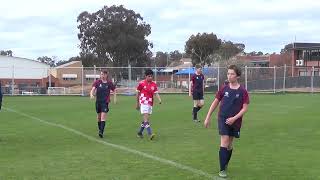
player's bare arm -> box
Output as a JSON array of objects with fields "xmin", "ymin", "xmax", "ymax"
[
  {"xmin": 90, "ymin": 87, "xmax": 96, "ymax": 99},
  {"xmin": 136, "ymin": 90, "xmax": 140, "ymax": 110},
  {"xmin": 203, "ymin": 79, "xmax": 205, "ymax": 93},
  {"xmin": 189, "ymin": 81, "xmax": 192, "ymax": 96},
  {"xmin": 113, "ymin": 89, "xmax": 117, "ymax": 104},
  {"xmin": 204, "ymin": 98, "xmax": 220, "ymax": 128},
  {"xmin": 156, "ymin": 92, "xmax": 162, "ymax": 104}
]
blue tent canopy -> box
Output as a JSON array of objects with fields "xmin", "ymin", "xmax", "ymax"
[
  {"xmin": 175, "ymin": 67, "xmax": 217, "ymax": 76},
  {"xmin": 175, "ymin": 67, "xmax": 195, "ymax": 75}
]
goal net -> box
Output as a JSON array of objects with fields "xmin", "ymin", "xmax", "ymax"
[{"xmin": 47, "ymin": 87, "xmax": 70, "ymax": 95}]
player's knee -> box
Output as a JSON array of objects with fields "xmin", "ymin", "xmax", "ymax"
[
  {"xmin": 220, "ymin": 143, "xmax": 229, "ymax": 148},
  {"xmin": 227, "ymin": 140, "xmax": 234, "ymax": 150},
  {"xmin": 143, "ymin": 114, "xmax": 149, "ymax": 121},
  {"xmin": 100, "ymin": 112, "xmax": 106, "ymax": 118},
  {"xmin": 220, "ymin": 136, "xmax": 231, "ymax": 147},
  {"xmin": 193, "ymin": 101, "xmax": 198, "ymax": 106}
]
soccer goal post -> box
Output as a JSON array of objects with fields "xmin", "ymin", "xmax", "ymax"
[{"xmin": 47, "ymin": 87, "xmax": 69, "ymax": 95}]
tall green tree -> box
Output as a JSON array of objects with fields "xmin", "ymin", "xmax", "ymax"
[
  {"xmin": 77, "ymin": 5, "xmax": 152, "ymax": 67},
  {"xmin": 37, "ymin": 56, "xmax": 55, "ymax": 67},
  {"xmin": 154, "ymin": 51, "xmax": 169, "ymax": 67},
  {"xmin": 218, "ymin": 41, "xmax": 245, "ymax": 60},
  {"xmin": 169, "ymin": 50, "xmax": 183, "ymax": 61},
  {"xmin": 55, "ymin": 56, "xmax": 82, "ymax": 67},
  {"xmin": 246, "ymin": 51, "xmax": 264, "ymax": 56},
  {"xmin": 79, "ymin": 52, "xmax": 109, "ymax": 67},
  {"xmin": 185, "ymin": 33, "xmax": 221, "ymax": 66}
]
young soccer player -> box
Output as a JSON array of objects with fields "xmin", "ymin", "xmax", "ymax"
[
  {"xmin": 136, "ymin": 69, "xmax": 162, "ymax": 140},
  {"xmin": 90, "ymin": 70, "xmax": 116, "ymax": 138},
  {"xmin": 189, "ymin": 64, "xmax": 205, "ymax": 122},
  {"xmin": 204, "ymin": 65, "xmax": 249, "ymax": 178}
]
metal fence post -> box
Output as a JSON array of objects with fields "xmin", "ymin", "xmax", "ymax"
[
  {"xmin": 283, "ymin": 64, "xmax": 286, "ymax": 93},
  {"xmin": 154, "ymin": 66, "xmax": 157, "ymax": 84},
  {"xmin": 128, "ymin": 64, "xmax": 131, "ymax": 88},
  {"xmin": 94, "ymin": 65, "xmax": 96, "ymax": 82},
  {"xmin": 311, "ymin": 66, "xmax": 315, "ymax": 94},
  {"xmin": 273, "ymin": 66, "xmax": 276, "ymax": 93},
  {"xmin": 188, "ymin": 64, "xmax": 191, "ymax": 92},
  {"xmin": 217, "ymin": 65, "xmax": 220, "ymax": 91},
  {"xmin": 48, "ymin": 67, "xmax": 52, "ymax": 89},
  {"xmin": 245, "ymin": 66, "xmax": 248, "ymax": 90},
  {"xmin": 11, "ymin": 65, "xmax": 14, "ymax": 95},
  {"xmin": 81, "ymin": 65, "xmax": 84, "ymax": 96}
]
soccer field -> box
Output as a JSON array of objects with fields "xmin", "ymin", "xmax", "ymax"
[{"xmin": 0, "ymin": 94, "xmax": 319, "ymax": 180}]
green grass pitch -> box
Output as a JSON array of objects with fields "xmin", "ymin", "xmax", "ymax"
[{"xmin": 0, "ymin": 94, "xmax": 319, "ymax": 179}]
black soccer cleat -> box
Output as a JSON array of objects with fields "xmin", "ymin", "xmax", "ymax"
[
  {"xmin": 98, "ymin": 132, "xmax": 103, "ymax": 138},
  {"xmin": 149, "ymin": 133, "xmax": 156, "ymax": 140},
  {"xmin": 137, "ymin": 132, "xmax": 143, "ymax": 138}
]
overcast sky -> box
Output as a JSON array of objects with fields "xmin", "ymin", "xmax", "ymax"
[{"xmin": 1, "ymin": 0, "xmax": 320, "ymax": 60}]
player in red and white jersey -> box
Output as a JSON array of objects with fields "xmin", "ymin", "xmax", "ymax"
[{"xmin": 135, "ymin": 69, "xmax": 162, "ymax": 140}]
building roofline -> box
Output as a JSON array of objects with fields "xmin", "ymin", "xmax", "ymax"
[
  {"xmin": 0, "ymin": 55, "xmax": 49, "ymax": 66},
  {"xmin": 56, "ymin": 61, "xmax": 81, "ymax": 68},
  {"xmin": 285, "ymin": 42, "xmax": 320, "ymax": 50}
]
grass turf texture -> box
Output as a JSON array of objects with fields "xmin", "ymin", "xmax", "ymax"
[{"xmin": 0, "ymin": 94, "xmax": 319, "ymax": 179}]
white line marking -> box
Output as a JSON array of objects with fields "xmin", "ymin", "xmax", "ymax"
[{"xmin": 4, "ymin": 107, "xmax": 221, "ymax": 180}]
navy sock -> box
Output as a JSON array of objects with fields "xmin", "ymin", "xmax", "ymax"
[
  {"xmin": 98, "ymin": 121, "xmax": 101, "ymax": 131},
  {"xmin": 193, "ymin": 107, "xmax": 197, "ymax": 119},
  {"xmin": 227, "ymin": 149, "xmax": 233, "ymax": 164},
  {"xmin": 100, "ymin": 121, "xmax": 106, "ymax": 134},
  {"xmin": 138, "ymin": 121, "xmax": 145, "ymax": 134},
  {"xmin": 145, "ymin": 122, "xmax": 152, "ymax": 135},
  {"xmin": 196, "ymin": 106, "xmax": 202, "ymax": 112},
  {"xmin": 219, "ymin": 147, "xmax": 229, "ymax": 171}
]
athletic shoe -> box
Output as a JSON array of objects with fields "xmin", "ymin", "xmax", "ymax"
[
  {"xmin": 218, "ymin": 170, "xmax": 227, "ymax": 178},
  {"xmin": 137, "ymin": 132, "xmax": 143, "ymax": 138},
  {"xmin": 98, "ymin": 132, "xmax": 103, "ymax": 138},
  {"xmin": 149, "ymin": 133, "xmax": 155, "ymax": 140}
]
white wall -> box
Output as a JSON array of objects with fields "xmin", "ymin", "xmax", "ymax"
[{"xmin": 0, "ymin": 56, "xmax": 50, "ymax": 79}]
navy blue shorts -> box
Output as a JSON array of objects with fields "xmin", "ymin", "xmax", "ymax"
[
  {"xmin": 218, "ymin": 117, "xmax": 240, "ymax": 138},
  {"xmin": 192, "ymin": 91, "xmax": 204, "ymax": 100},
  {"xmin": 95, "ymin": 101, "xmax": 109, "ymax": 113}
]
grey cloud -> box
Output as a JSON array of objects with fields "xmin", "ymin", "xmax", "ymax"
[{"xmin": 1, "ymin": 0, "xmax": 320, "ymax": 59}]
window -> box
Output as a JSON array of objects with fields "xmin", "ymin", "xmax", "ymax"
[
  {"xmin": 302, "ymin": 49, "xmax": 320, "ymax": 61},
  {"xmin": 303, "ymin": 50, "xmax": 310, "ymax": 60},
  {"xmin": 299, "ymin": 71, "xmax": 308, "ymax": 76},
  {"xmin": 85, "ymin": 74, "xmax": 99, "ymax": 81},
  {"xmin": 62, "ymin": 74, "xmax": 77, "ymax": 81},
  {"xmin": 63, "ymin": 77, "xmax": 76, "ymax": 81},
  {"xmin": 85, "ymin": 78, "xmax": 99, "ymax": 81},
  {"xmin": 297, "ymin": 50, "xmax": 303, "ymax": 59}
]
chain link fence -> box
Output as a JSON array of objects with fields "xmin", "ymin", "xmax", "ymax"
[{"xmin": 1, "ymin": 65, "xmax": 319, "ymax": 95}]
